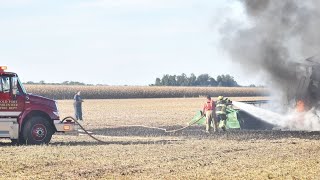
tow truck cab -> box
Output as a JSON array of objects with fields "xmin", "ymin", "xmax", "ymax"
[{"xmin": 0, "ymin": 66, "xmax": 77, "ymax": 144}]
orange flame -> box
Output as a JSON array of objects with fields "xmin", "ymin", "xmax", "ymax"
[{"xmin": 296, "ymin": 100, "xmax": 305, "ymax": 112}]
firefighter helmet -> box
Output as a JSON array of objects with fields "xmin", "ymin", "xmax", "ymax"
[{"xmin": 218, "ymin": 96, "xmax": 224, "ymax": 100}]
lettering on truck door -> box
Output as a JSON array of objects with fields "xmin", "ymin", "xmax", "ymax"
[{"xmin": 0, "ymin": 76, "xmax": 24, "ymax": 117}]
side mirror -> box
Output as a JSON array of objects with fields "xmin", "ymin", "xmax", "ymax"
[{"xmin": 12, "ymin": 77, "xmax": 18, "ymax": 96}]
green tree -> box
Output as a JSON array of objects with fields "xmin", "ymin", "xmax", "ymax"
[
  {"xmin": 188, "ymin": 73, "xmax": 197, "ymax": 86},
  {"xmin": 161, "ymin": 75, "xmax": 170, "ymax": 86},
  {"xmin": 216, "ymin": 74, "xmax": 238, "ymax": 87},
  {"xmin": 155, "ymin": 78, "xmax": 161, "ymax": 86},
  {"xmin": 176, "ymin": 73, "xmax": 188, "ymax": 86},
  {"xmin": 168, "ymin": 75, "xmax": 177, "ymax": 86},
  {"xmin": 209, "ymin": 77, "xmax": 217, "ymax": 86},
  {"xmin": 153, "ymin": 73, "xmax": 239, "ymax": 87},
  {"xmin": 196, "ymin": 74, "xmax": 210, "ymax": 86},
  {"xmin": 25, "ymin": 81, "xmax": 34, "ymax": 84}
]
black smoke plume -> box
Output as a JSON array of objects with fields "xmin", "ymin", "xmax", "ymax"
[{"xmin": 222, "ymin": 0, "xmax": 320, "ymax": 106}]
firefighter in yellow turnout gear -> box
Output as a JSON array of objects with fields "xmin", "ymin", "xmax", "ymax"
[{"xmin": 216, "ymin": 96, "xmax": 232, "ymax": 131}]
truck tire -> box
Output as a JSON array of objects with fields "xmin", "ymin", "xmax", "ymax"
[
  {"xmin": 11, "ymin": 139, "xmax": 19, "ymax": 145},
  {"xmin": 22, "ymin": 116, "xmax": 54, "ymax": 145},
  {"xmin": 11, "ymin": 133, "xmax": 27, "ymax": 145}
]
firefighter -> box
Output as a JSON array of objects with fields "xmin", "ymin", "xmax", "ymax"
[
  {"xmin": 202, "ymin": 95, "xmax": 217, "ymax": 133},
  {"xmin": 215, "ymin": 96, "xmax": 231, "ymax": 131},
  {"xmin": 74, "ymin": 91, "xmax": 84, "ymax": 121}
]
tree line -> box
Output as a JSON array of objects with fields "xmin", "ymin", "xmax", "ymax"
[
  {"xmin": 152, "ymin": 74, "xmax": 240, "ymax": 87},
  {"xmin": 24, "ymin": 81, "xmax": 90, "ymax": 86}
]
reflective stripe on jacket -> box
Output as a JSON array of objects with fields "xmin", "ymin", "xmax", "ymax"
[{"xmin": 216, "ymin": 100, "xmax": 227, "ymax": 115}]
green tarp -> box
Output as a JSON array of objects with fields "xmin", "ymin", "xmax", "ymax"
[
  {"xmin": 225, "ymin": 108, "xmax": 241, "ymax": 129},
  {"xmin": 189, "ymin": 111, "xmax": 206, "ymax": 125}
]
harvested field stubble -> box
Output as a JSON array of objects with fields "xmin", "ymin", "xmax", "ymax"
[
  {"xmin": 0, "ymin": 98, "xmax": 319, "ymax": 179},
  {"xmin": 24, "ymin": 85, "xmax": 268, "ymax": 99}
]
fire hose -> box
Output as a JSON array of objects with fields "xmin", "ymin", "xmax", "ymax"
[
  {"xmin": 61, "ymin": 115, "xmax": 205, "ymax": 143},
  {"xmin": 61, "ymin": 116, "xmax": 107, "ymax": 143}
]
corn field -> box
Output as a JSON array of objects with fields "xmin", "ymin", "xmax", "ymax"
[{"xmin": 24, "ymin": 85, "xmax": 269, "ymax": 100}]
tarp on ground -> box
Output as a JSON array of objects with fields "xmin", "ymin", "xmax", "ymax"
[
  {"xmin": 189, "ymin": 111, "xmax": 206, "ymax": 125},
  {"xmin": 226, "ymin": 109, "xmax": 241, "ymax": 129}
]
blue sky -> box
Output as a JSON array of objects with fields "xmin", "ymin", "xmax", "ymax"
[{"xmin": 1, "ymin": 0, "xmax": 258, "ymax": 85}]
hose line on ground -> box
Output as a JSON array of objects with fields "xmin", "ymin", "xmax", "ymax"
[
  {"xmin": 61, "ymin": 115, "xmax": 205, "ymax": 143},
  {"xmin": 61, "ymin": 116, "xmax": 108, "ymax": 143},
  {"xmin": 103, "ymin": 115, "xmax": 205, "ymax": 133}
]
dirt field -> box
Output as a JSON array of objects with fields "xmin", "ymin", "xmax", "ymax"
[{"xmin": 0, "ymin": 98, "xmax": 320, "ymax": 179}]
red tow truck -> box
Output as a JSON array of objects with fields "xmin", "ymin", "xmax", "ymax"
[{"xmin": 0, "ymin": 66, "xmax": 78, "ymax": 144}]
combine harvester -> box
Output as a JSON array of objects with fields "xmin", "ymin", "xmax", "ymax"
[
  {"xmin": 200, "ymin": 55, "xmax": 320, "ymax": 131},
  {"xmin": 288, "ymin": 55, "xmax": 320, "ymax": 111}
]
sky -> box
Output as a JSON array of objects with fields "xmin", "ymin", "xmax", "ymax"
[{"xmin": 0, "ymin": 0, "xmax": 258, "ymax": 86}]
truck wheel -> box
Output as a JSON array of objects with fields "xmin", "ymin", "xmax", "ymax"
[
  {"xmin": 22, "ymin": 116, "xmax": 54, "ymax": 145},
  {"xmin": 11, "ymin": 139, "xmax": 19, "ymax": 145},
  {"xmin": 11, "ymin": 133, "xmax": 27, "ymax": 145}
]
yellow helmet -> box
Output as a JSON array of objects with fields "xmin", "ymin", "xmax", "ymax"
[{"xmin": 218, "ymin": 96, "xmax": 224, "ymax": 100}]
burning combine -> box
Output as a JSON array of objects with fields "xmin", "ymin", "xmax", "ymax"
[
  {"xmin": 190, "ymin": 55, "xmax": 320, "ymax": 131},
  {"xmin": 288, "ymin": 55, "xmax": 320, "ymax": 111},
  {"xmin": 240, "ymin": 55, "xmax": 320, "ymax": 131}
]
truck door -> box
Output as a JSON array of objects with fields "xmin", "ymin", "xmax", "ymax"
[
  {"xmin": 0, "ymin": 76, "xmax": 24, "ymax": 117},
  {"xmin": 12, "ymin": 76, "xmax": 25, "ymax": 115}
]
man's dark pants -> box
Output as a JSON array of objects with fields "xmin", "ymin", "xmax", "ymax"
[{"xmin": 74, "ymin": 103, "xmax": 83, "ymax": 120}]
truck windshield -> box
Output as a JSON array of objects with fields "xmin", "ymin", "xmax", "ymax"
[
  {"xmin": 0, "ymin": 76, "xmax": 10, "ymax": 93},
  {"xmin": 18, "ymin": 77, "xmax": 27, "ymax": 94}
]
